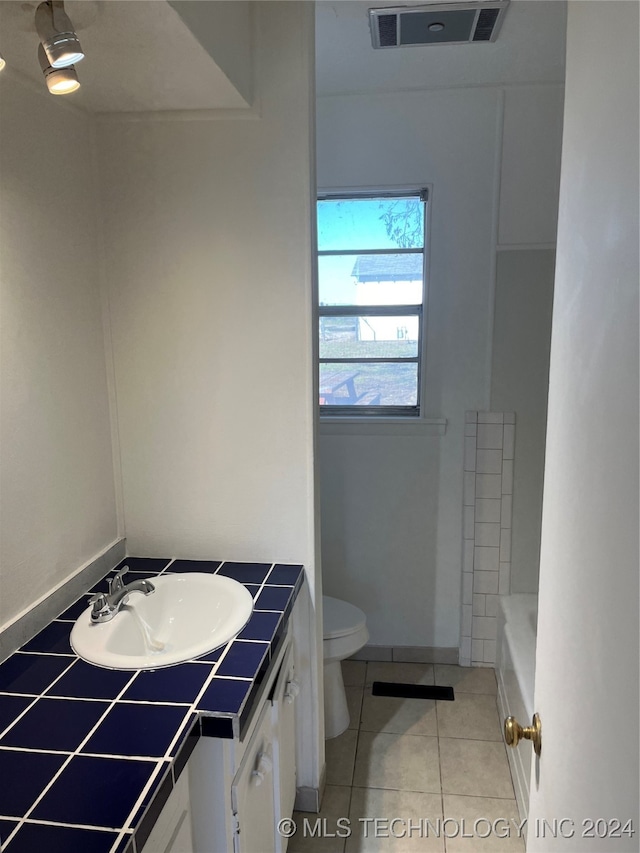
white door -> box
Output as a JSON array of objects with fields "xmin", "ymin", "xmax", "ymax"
[{"xmin": 527, "ymin": 2, "xmax": 639, "ymax": 850}]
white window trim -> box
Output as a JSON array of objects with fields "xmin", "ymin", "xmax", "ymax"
[{"xmin": 318, "ymin": 417, "xmax": 447, "ymax": 437}]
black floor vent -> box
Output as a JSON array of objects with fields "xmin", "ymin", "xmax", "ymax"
[{"xmin": 372, "ymin": 682, "xmax": 455, "ymax": 701}]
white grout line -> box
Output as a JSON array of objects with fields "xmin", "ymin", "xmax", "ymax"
[
  {"xmin": 0, "ymin": 691, "xmax": 39, "ymax": 698},
  {"xmin": 185, "ymin": 644, "xmax": 230, "ymax": 712},
  {"xmin": 111, "ymin": 698, "xmax": 192, "ymax": 707},
  {"xmin": 0, "ymin": 657, "xmax": 78, "ymax": 742},
  {"xmin": 16, "ymin": 817, "xmax": 129, "ymax": 832},
  {"xmin": 256, "ymin": 564, "xmax": 276, "ymax": 595},
  {"xmin": 0, "ymin": 745, "xmax": 72, "ymax": 755},
  {"xmin": 38, "ymin": 695, "xmax": 116, "ymax": 704},
  {"xmin": 162, "ymin": 637, "xmax": 239, "ymax": 760},
  {"xmin": 0, "ymin": 696, "xmax": 40, "ymax": 741},
  {"xmin": 111, "ymin": 826, "xmax": 134, "ymax": 853},
  {"xmin": 14, "ymin": 651, "xmax": 75, "ymax": 657},
  {"xmin": 79, "ymin": 751, "xmax": 173, "ymax": 763},
  {"xmin": 2, "ymin": 562, "xmax": 303, "ymax": 851},
  {"xmin": 114, "ymin": 759, "xmax": 171, "ymax": 852},
  {"xmin": 202, "ymin": 675, "xmax": 252, "ymax": 682},
  {"xmin": 162, "ymin": 713, "xmax": 198, "ymax": 762},
  {"xmin": 7, "ymin": 669, "xmax": 140, "ymax": 845},
  {"xmin": 249, "ymin": 608, "xmax": 288, "ymax": 614}
]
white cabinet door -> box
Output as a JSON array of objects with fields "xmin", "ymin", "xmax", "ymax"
[
  {"xmin": 231, "ymin": 702, "xmax": 276, "ymax": 853},
  {"xmin": 144, "ymin": 770, "xmax": 193, "ymax": 853},
  {"xmin": 271, "ymin": 643, "xmax": 297, "ymax": 853},
  {"xmin": 165, "ymin": 809, "xmax": 194, "ymax": 853}
]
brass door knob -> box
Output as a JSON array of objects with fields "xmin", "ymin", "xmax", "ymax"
[{"xmin": 504, "ymin": 712, "xmax": 542, "ymax": 756}]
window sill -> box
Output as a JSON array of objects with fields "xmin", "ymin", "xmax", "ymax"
[{"xmin": 318, "ymin": 417, "xmax": 447, "ymax": 437}]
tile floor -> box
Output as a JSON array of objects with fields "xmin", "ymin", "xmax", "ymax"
[{"xmin": 290, "ymin": 662, "xmax": 525, "ymax": 853}]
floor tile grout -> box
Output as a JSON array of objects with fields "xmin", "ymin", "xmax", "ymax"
[{"xmin": 295, "ymin": 661, "xmax": 519, "ymax": 852}]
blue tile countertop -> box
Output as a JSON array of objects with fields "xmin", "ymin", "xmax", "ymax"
[{"xmin": 0, "ymin": 558, "xmax": 304, "ymax": 853}]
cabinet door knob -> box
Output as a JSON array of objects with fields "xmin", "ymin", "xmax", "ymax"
[
  {"xmin": 285, "ymin": 679, "xmax": 300, "ymax": 703},
  {"xmin": 504, "ymin": 713, "xmax": 542, "ymax": 756},
  {"xmin": 251, "ymin": 746, "xmax": 273, "ymax": 786}
]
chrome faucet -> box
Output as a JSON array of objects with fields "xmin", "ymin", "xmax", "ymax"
[{"xmin": 89, "ymin": 566, "xmax": 155, "ymax": 623}]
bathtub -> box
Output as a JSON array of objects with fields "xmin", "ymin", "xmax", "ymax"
[{"xmin": 496, "ymin": 593, "xmax": 538, "ymax": 821}]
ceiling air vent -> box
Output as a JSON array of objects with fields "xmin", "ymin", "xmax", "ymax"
[{"xmin": 369, "ymin": 1, "xmax": 510, "ymax": 48}]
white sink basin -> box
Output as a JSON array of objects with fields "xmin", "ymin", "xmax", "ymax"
[{"xmin": 70, "ymin": 573, "xmax": 253, "ymax": 670}]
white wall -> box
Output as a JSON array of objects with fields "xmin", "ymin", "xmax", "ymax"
[
  {"xmin": 0, "ymin": 78, "xmax": 119, "ymax": 630},
  {"xmin": 98, "ymin": 1, "xmax": 322, "ymax": 784},
  {"xmin": 98, "ymin": 6, "xmax": 315, "ymax": 568},
  {"xmin": 499, "ymin": 86, "xmax": 565, "ymax": 246},
  {"xmin": 490, "ymin": 84, "xmax": 564, "ymax": 595},
  {"xmin": 528, "ymin": 1, "xmax": 639, "ymax": 845},
  {"xmin": 317, "ymin": 82, "xmax": 564, "ymax": 648},
  {"xmin": 168, "ymin": 1, "xmax": 253, "ymax": 105},
  {"xmin": 491, "ymin": 250, "xmax": 555, "ymax": 594},
  {"xmin": 318, "ymin": 88, "xmax": 499, "ymax": 649}
]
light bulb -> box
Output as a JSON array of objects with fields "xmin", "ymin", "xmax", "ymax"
[
  {"xmin": 38, "ymin": 44, "xmax": 80, "ymax": 95},
  {"xmin": 46, "ymin": 68, "xmax": 80, "ymax": 94}
]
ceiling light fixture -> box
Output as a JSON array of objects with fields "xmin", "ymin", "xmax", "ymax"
[
  {"xmin": 0, "ymin": 55, "xmax": 5, "ymax": 72},
  {"xmin": 35, "ymin": 0, "xmax": 84, "ymax": 69},
  {"xmin": 38, "ymin": 43, "xmax": 80, "ymax": 94}
]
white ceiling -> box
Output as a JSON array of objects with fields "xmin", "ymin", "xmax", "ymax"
[
  {"xmin": 316, "ymin": 0, "xmax": 567, "ymax": 96},
  {"xmin": 0, "ymin": 1, "xmax": 250, "ymax": 113},
  {"xmin": 0, "ymin": 1, "xmax": 567, "ymax": 112}
]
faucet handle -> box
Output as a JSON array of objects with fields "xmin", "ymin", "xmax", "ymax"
[
  {"xmin": 108, "ymin": 566, "xmax": 129, "ymax": 595},
  {"xmin": 89, "ymin": 592, "xmax": 118, "ymax": 624},
  {"xmin": 89, "ymin": 593, "xmax": 108, "ymax": 620}
]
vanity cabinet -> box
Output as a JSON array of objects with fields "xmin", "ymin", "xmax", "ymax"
[
  {"xmin": 144, "ymin": 770, "xmax": 194, "ymax": 853},
  {"xmin": 271, "ymin": 642, "xmax": 297, "ymax": 853},
  {"xmin": 231, "ymin": 700, "xmax": 276, "ymax": 852},
  {"xmin": 181, "ymin": 631, "xmax": 298, "ymax": 853}
]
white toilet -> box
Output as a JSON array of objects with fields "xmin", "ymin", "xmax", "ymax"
[{"xmin": 322, "ymin": 595, "xmax": 369, "ymax": 739}]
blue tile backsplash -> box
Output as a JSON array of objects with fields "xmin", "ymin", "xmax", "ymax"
[{"xmin": 0, "ymin": 558, "xmax": 304, "ymax": 853}]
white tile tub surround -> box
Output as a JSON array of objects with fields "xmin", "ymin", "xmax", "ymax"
[{"xmin": 459, "ymin": 412, "xmax": 515, "ymax": 667}]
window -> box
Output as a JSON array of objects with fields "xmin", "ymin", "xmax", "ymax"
[{"xmin": 317, "ymin": 190, "xmax": 428, "ymax": 417}]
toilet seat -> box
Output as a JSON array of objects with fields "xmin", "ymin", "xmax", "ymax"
[{"xmin": 323, "ymin": 595, "xmax": 367, "ymax": 640}]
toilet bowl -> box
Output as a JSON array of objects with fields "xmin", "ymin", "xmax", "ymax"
[{"xmin": 322, "ymin": 595, "xmax": 369, "ymax": 739}]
